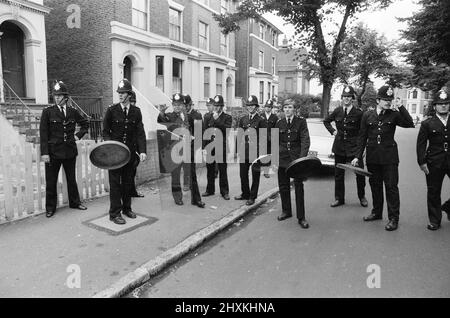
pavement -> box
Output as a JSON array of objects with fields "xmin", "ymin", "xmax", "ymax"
[{"xmin": 0, "ymin": 163, "xmax": 279, "ymax": 298}]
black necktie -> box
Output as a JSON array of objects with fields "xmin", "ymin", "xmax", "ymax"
[
  {"xmin": 344, "ymin": 107, "xmax": 348, "ymax": 117},
  {"xmin": 60, "ymin": 106, "xmax": 66, "ymax": 118},
  {"xmin": 288, "ymin": 118, "xmax": 291, "ymax": 126},
  {"xmin": 123, "ymin": 107, "xmax": 128, "ymax": 117}
]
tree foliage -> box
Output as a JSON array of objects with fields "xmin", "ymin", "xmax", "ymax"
[
  {"xmin": 336, "ymin": 23, "xmax": 393, "ymax": 107},
  {"xmin": 214, "ymin": 0, "xmax": 393, "ymax": 117},
  {"xmin": 400, "ymin": 0, "xmax": 450, "ymax": 92}
]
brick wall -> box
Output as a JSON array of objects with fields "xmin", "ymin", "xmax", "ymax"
[
  {"xmin": 149, "ymin": 0, "xmax": 169, "ymax": 38},
  {"xmin": 235, "ymin": 19, "xmax": 249, "ymax": 98},
  {"xmin": 45, "ymin": 0, "xmax": 132, "ymax": 113}
]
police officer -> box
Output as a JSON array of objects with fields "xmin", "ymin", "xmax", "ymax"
[
  {"xmin": 202, "ymin": 95, "xmax": 232, "ymax": 200},
  {"xmin": 262, "ymin": 99, "xmax": 279, "ymax": 178},
  {"xmin": 158, "ymin": 93, "xmax": 205, "ymax": 208},
  {"xmin": 182, "ymin": 94, "xmax": 202, "ymax": 192},
  {"xmin": 324, "ymin": 85, "xmax": 368, "ymax": 208},
  {"xmin": 235, "ymin": 95, "xmax": 266, "ymax": 206},
  {"xmin": 103, "ymin": 79, "xmax": 147, "ymax": 225},
  {"xmin": 129, "ymin": 91, "xmax": 145, "ymax": 198},
  {"xmin": 203, "ymin": 98, "xmax": 218, "ymax": 189},
  {"xmin": 417, "ymin": 87, "xmax": 450, "ymax": 230},
  {"xmin": 352, "ymin": 85, "xmax": 414, "ymax": 231},
  {"xmin": 40, "ymin": 81, "xmax": 89, "ymax": 218},
  {"xmin": 276, "ymin": 99, "xmax": 311, "ymax": 229}
]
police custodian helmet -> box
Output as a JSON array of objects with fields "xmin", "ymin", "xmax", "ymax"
[
  {"xmin": 117, "ymin": 79, "xmax": 133, "ymax": 93},
  {"xmin": 246, "ymin": 95, "xmax": 259, "ymax": 107},
  {"xmin": 172, "ymin": 93, "xmax": 184, "ymax": 104},
  {"xmin": 213, "ymin": 95, "xmax": 224, "ymax": 107},
  {"xmin": 52, "ymin": 81, "xmax": 69, "ymax": 96},
  {"xmin": 433, "ymin": 87, "xmax": 450, "ymax": 105},
  {"xmin": 341, "ymin": 85, "xmax": 356, "ymax": 99},
  {"xmin": 377, "ymin": 85, "xmax": 395, "ymax": 101},
  {"xmin": 265, "ymin": 99, "xmax": 274, "ymax": 108}
]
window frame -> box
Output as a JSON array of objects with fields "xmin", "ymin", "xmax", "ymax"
[
  {"xmin": 199, "ymin": 21, "xmax": 209, "ymax": 51},
  {"xmin": 258, "ymin": 51, "xmax": 264, "ymax": 71},
  {"xmin": 169, "ymin": 7, "xmax": 183, "ymax": 42},
  {"xmin": 132, "ymin": 0, "xmax": 149, "ymax": 30}
]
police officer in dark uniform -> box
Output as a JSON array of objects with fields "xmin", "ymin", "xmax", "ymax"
[
  {"xmin": 158, "ymin": 93, "xmax": 205, "ymax": 208},
  {"xmin": 417, "ymin": 87, "xmax": 450, "ymax": 230},
  {"xmin": 129, "ymin": 91, "xmax": 145, "ymax": 198},
  {"xmin": 203, "ymin": 98, "xmax": 218, "ymax": 191},
  {"xmin": 40, "ymin": 81, "xmax": 89, "ymax": 218},
  {"xmin": 235, "ymin": 95, "xmax": 266, "ymax": 206},
  {"xmin": 324, "ymin": 85, "xmax": 368, "ymax": 208},
  {"xmin": 202, "ymin": 95, "xmax": 232, "ymax": 200},
  {"xmin": 276, "ymin": 99, "xmax": 311, "ymax": 229},
  {"xmin": 103, "ymin": 79, "xmax": 147, "ymax": 225},
  {"xmin": 352, "ymin": 85, "xmax": 414, "ymax": 231},
  {"xmin": 182, "ymin": 94, "xmax": 203, "ymax": 192},
  {"xmin": 262, "ymin": 99, "xmax": 279, "ymax": 178}
]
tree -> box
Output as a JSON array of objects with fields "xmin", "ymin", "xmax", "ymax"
[
  {"xmin": 215, "ymin": 0, "xmax": 393, "ymax": 117},
  {"xmin": 337, "ymin": 23, "xmax": 393, "ymax": 107},
  {"xmin": 400, "ymin": 0, "xmax": 450, "ymax": 92}
]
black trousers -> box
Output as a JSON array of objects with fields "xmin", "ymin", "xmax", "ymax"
[
  {"xmin": 239, "ymin": 163, "xmax": 261, "ymax": 200},
  {"xmin": 182, "ymin": 163, "xmax": 191, "ymax": 188},
  {"xmin": 205, "ymin": 162, "xmax": 229, "ymax": 196},
  {"xmin": 425, "ymin": 165, "xmax": 450, "ymax": 225},
  {"xmin": 367, "ymin": 164, "xmax": 400, "ymax": 221},
  {"xmin": 171, "ymin": 163, "xmax": 201, "ymax": 203},
  {"xmin": 130, "ymin": 155, "xmax": 140, "ymax": 196},
  {"xmin": 45, "ymin": 157, "xmax": 81, "ymax": 212},
  {"xmin": 277, "ymin": 167, "xmax": 305, "ymax": 220},
  {"xmin": 334, "ymin": 154, "xmax": 366, "ymax": 201},
  {"xmin": 108, "ymin": 160, "xmax": 134, "ymax": 218}
]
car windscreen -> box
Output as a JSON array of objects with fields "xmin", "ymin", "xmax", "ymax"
[{"xmin": 307, "ymin": 121, "xmax": 332, "ymax": 136}]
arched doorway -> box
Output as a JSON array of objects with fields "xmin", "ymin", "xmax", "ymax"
[
  {"xmin": 226, "ymin": 76, "xmax": 233, "ymax": 107},
  {"xmin": 0, "ymin": 21, "xmax": 26, "ymax": 97},
  {"xmin": 123, "ymin": 56, "xmax": 133, "ymax": 83}
]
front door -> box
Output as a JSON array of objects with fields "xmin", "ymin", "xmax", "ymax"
[{"xmin": 0, "ymin": 21, "xmax": 26, "ymax": 97}]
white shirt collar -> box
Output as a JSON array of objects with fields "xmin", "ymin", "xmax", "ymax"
[
  {"xmin": 344, "ymin": 105, "xmax": 353, "ymax": 113},
  {"xmin": 265, "ymin": 111, "xmax": 272, "ymax": 118},
  {"xmin": 120, "ymin": 103, "xmax": 130, "ymax": 110},
  {"xmin": 437, "ymin": 113, "xmax": 449, "ymax": 125},
  {"xmin": 286, "ymin": 116, "xmax": 294, "ymax": 122}
]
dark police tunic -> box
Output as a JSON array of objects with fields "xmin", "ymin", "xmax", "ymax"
[
  {"xmin": 356, "ymin": 106, "xmax": 414, "ymax": 221},
  {"xmin": 237, "ymin": 113, "xmax": 266, "ymax": 200},
  {"xmin": 417, "ymin": 115, "xmax": 450, "ymax": 225},
  {"xmin": 324, "ymin": 106, "xmax": 365, "ymax": 202},
  {"xmin": 183, "ymin": 109, "xmax": 203, "ymax": 189},
  {"xmin": 40, "ymin": 104, "xmax": 89, "ymax": 212},
  {"xmin": 275, "ymin": 116, "xmax": 310, "ymax": 220},
  {"xmin": 205, "ymin": 112, "xmax": 233, "ymax": 196},
  {"xmin": 103, "ymin": 103, "xmax": 146, "ymax": 218},
  {"xmin": 158, "ymin": 111, "xmax": 202, "ymax": 203}
]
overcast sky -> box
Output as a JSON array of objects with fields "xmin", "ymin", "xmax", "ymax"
[{"xmin": 264, "ymin": 0, "xmax": 422, "ymax": 97}]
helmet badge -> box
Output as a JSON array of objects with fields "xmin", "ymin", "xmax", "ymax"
[
  {"xmin": 387, "ymin": 87, "xmax": 394, "ymax": 96},
  {"xmin": 440, "ymin": 91, "xmax": 448, "ymax": 100}
]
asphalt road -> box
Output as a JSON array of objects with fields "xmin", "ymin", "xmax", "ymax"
[{"xmin": 130, "ymin": 125, "xmax": 450, "ymax": 298}]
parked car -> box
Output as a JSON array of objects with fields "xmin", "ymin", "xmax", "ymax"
[{"xmin": 306, "ymin": 118, "xmax": 335, "ymax": 167}]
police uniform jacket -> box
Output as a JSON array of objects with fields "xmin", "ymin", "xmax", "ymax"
[
  {"xmin": 40, "ymin": 105, "xmax": 89, "ymax": 160},
  {"xmin": 186, "ymin": 109, "xmax": 203, "ymax": 135},
  {"xmin": 417, "ymin": 115, "xmax": 450, "ymax": 169},
  {"xmin": 206, "ymin": 112, "xmax": 232, "ymax": 161},
  {"xmin": 203, "ymin": 112, "xmax": 214, "ymax": 148},
  {"xmin": 323, "ymin": 106, "xmax": 363, "ymax": 157},
  {"xmin": 356, "ymin": 106, "xmax": 414, "ymax": 165},
  {"xmin": 238, "ymin": 113, "xmax": 266, "ymax": 160},
  {"xmin": 102, "ymin": 103, "xmax": 147, "ymax": 155},
  {"xmin": 275, "ymin": 116, "xmax": 310, "ymax": 169}
]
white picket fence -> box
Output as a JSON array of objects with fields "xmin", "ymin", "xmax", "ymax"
[{"xmin": 0, "ymin": 138, "xmax": 109, "ymax": 224}]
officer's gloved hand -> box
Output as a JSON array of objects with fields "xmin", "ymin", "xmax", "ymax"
[
  {"xmin": 333, "ymin": 131, "xmax": 338, "ymax": 136},
  {"xmin": 140, "ymin": 153, "xmax": 147, "ymax": 162},
  {"xmin": 351, "ymin": 158, "xmax": 359, "ymax": 167},
  {"xmin": 420, "ymin": 164, "xmax": 429, "ymax": 175}
]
